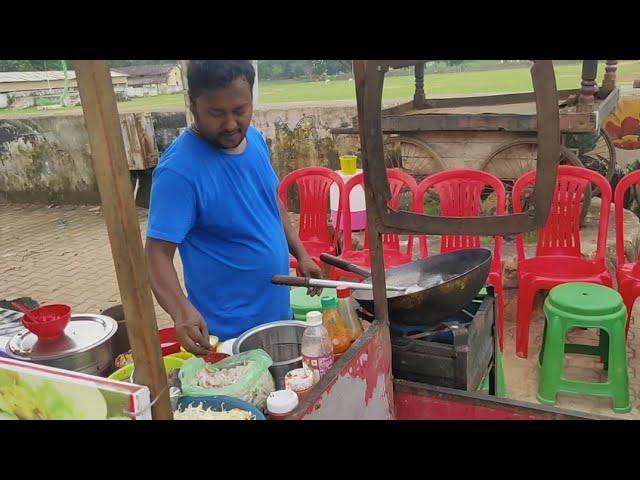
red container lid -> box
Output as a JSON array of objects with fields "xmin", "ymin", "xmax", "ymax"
[
  {"xmin": 202, "ymin": 351, "xmax": 229, "ymax": 364},
  {"xmin": 158, "ymin": 328, "xmax": 180, "ymax": 356},
  {"xmin": 336, "ymin": 287, "xmax": 351, "ymax": 299}
]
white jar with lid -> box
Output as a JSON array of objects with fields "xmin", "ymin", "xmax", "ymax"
[{"xmin": 267, "ymin": 389, "xmax": 299, "ymax": 420}]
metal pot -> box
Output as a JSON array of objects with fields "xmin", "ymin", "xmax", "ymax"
[
  {"xmin": 7, "ymin": 314, "xmax": 118, "ymax": 377},
  {"xmin": 233, "ymin": 320, "xmax": 307, "ymax": 390},
  {"xmin": 100, "ymin": 304, "xmax": 130, "ymax": 357}
]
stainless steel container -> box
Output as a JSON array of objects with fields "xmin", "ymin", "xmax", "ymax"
[
  {"xmin": 7, "ymin": 314, "xmax": 118, "ymax": 377},
  {"xmin": 233, "ymin": 320, "xmax": 307, "ymax": 390},
  {"xmin": 100, "ymin": 304, "xmax": 130, "ymax": 357}
]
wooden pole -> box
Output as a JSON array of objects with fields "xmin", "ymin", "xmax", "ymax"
[
  {"xmin": 74, "ymin": 60, "xmax": 173, "ymax": 420},
  {"xmin": 578, "ymin": 60, "xmax": 598, "ymax": 112},
  {"xmin": 180, "ymin": 60, "xmax": 194, "ymax": 127},
  {"xmin": 600, "ymin": 60, "xmax": 618, "ymax": 98}
]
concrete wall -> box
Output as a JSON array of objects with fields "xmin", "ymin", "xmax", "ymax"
[
  {"xmin": 0, "ymin": 116, "xmax": 98, "ymax": 203},
  {"xmin": 0, "ymin": 103, "xmax": 362, "ymax": 205}
]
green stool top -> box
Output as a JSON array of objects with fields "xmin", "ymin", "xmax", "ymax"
[
  {"xmin": 547, "ymin": 282, "xmax": 623, "ymax": 317},
  {"xmin": 290, "ymin": 287, "xmax": 337, "ymax": 321}
]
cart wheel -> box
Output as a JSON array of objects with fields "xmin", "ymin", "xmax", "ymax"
[
  {"xmin": 383, "ymin": 136, "xmax": 446, "ymax": 212},
  {"xmin": 563, "ymin": 127, "xmax": 617, "ymax": 183},
  {"xmin": 481, "ymin": 140, "xmax": 592, "ymax": 227},
  {"xmin": 383, "ymin": 136, "xmax": 445, "ymax": 183}
]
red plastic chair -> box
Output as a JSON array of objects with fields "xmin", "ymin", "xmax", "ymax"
[
  {"xmin": 329, "ymin": 169, "xmax": 418, "ymax": 281},
  {"xmin": 614, "ymin": 170, "xmax": 640, "ymax": 338},
  {"xmin": 278, "ymin": 167, "xmax": 345, "ymax": 273},
  {"xmin": 414, "ymin": 169, "xmax": 507, "ymax": 351},
  {"xmin": 513, "ymin": 165, "xmax": 613, "ymax": 358}
]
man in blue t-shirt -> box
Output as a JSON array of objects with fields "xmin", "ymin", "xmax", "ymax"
[{"xmin": 145, "ymin": 60, "xmax": 322, "ymax": 355}]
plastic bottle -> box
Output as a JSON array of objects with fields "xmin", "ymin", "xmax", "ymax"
[
  {"xmin": 321, "ymin": 295, "xmax": 351, "ymax": 360},
  {"xmin": 336, "ymin": 287, "xmax": 363, "ymax": 344},
  {"xmin": 301, "ymin": 311, "xmax": 334, "ymax": 384}
]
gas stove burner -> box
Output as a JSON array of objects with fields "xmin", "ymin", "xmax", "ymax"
[
  {"xmin": 389, "ymin": 321, "xmax": 442, "ymax": 338},
  {"xmin": 391, "ymin": 320, "xmax": 469, "ymax": 345},
  {"xmin": 390, "ymin": 286, "xmax": 495, "ymax": 391}
]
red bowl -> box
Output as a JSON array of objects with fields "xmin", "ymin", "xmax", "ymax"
[
  {"xmin": 158, "ymin": 328, "xmax": 181, "ymax": 356},
  {"xmin": 22, "ymin": 304, "xmax": 71, "ymax": 339}
]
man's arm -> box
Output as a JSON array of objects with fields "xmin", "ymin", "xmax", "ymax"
[{"xmin": 145, "ymin": 238, "xmax": 211, "ymax": 355}]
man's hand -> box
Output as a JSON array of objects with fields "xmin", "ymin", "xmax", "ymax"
[
  {"xmin": 297, "ymin": 255, "xmax": 323, "ymax": 297},
  {"xmin": 172, "ymin": 302, "xmax": 212, "ymax": 355}
]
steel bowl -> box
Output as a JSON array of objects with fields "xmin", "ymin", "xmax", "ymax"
[{"xmin": 233, "ymin": 320, "xmax": 307, "ymax": 390}]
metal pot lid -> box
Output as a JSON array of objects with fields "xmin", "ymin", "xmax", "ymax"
[{"xmin": 7, "ymin": 314, "xmax": 117, "ymax": 361}]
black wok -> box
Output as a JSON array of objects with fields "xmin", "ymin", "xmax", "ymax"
[{"xmin": 319, "ymin": 249, "xmax": 492, "ymax": 326}]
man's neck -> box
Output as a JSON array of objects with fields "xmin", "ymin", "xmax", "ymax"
[
  {"xmin": 223, "ymin": 137, "xmax": 247, "ymax": 154},
  {"xmin": 190, "ymin": 126, "xmax": 247, "ymax": 155}
]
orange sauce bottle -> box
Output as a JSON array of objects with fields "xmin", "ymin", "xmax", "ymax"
[{"xmin": 321, "ymin": 295, "xmax": 351, "ymax": 360}]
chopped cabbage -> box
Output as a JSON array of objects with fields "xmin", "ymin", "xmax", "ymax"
[{"xmin": 174, "ymin": 403, "xmax": 255, "ymax": 420}]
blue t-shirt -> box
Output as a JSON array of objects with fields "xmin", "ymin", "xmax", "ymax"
[{"xmin": 147, "ymin": 126, "xmax": 292, "ymax": 341}]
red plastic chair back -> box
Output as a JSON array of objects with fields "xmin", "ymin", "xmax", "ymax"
[
  {"xmin": 414, "ymin": 169, "xmax": 506, "ymax": 258},
  {"xmin": 342, "ymin": 169, "xmax": 418, "ymax": 256},
  {"xmin": 278, "ymin": 167, "xmax": 345, "ymax": 249},
  {"xmin": 512, "ymin": 165, "xmax": 612, "ymax": 263},
  {"xmin": 614, "ymin": 169, "xmax": 640, "ymax": 275}
]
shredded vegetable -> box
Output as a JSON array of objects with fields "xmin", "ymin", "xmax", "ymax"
[
  {"xmin": 195, "ymin": 362, "xmax": 253, "ymax": 389},
  {"xmin": 174, "ymin": 403, "xmax": 255, "ymax": 420}
]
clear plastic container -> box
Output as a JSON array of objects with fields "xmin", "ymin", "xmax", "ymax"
[
  {"xmin": 301, "ymin": 311, "xmax": 334, "ymax": 384},
  {"xmin": 285, "ymin": 367, "xmax": 314, "ymax": 402},
  {"xmin": 336, "ymin": 287, "xmax": 364, "ymax": 344},
  {"xmin": 321, "ymin": 295, "xmax": 351, "ymax": 360}
]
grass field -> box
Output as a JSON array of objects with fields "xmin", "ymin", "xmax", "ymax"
[{"xmin": 2, "ymin": 61, "xmax": 639, "ymax": 118}]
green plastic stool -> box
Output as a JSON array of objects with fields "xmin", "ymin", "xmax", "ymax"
[
  {"xmin": 537, "ymin": 282, "xmax": 631, "ymax": 414},
  {"xmin": 290, "ymin": 287, "xmax": 337, "ymax": 321}
]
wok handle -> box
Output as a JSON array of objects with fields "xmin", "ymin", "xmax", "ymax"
[
  {"xmin": 271, "ymin": 275, "xmax": 312, "ymax": 288},
  {"xmin": 319, "ymin": 254, "xmax": 372, "ymax": 278}
]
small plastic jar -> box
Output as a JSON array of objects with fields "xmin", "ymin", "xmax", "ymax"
[
  {"xmin": 267, "ymin": 390, "xmax": 299, "ymax": 420},
  {"xmin": 285, "ymin": 368, "xmax": 315, "ymax": 402}
]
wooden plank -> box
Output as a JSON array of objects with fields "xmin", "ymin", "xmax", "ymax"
[
  {"xmin": 379, "ymin": 100, "xmax": 416, "ymax": 117},
  {"xmin": 385, "ymin": 60, "xmax": 425, "ymax": 70},
  {"xmin": 74, "ymin": 61, "xmax": 172, "ymax": 420},
  {"xmin": 465, "ymin": 296, "xmax": 494, "ymax": 390},
  {"xmin": 381, "ymin": 89, "xmax": 580, "ymax": 115},
  {"xmin": 380, "ymin": 111, "xmax": 597, "ymax": 133}
]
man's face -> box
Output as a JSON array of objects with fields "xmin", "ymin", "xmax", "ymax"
[{"xmin": 190, "ymin": 77, "xmax": 253, "ymax": 149}]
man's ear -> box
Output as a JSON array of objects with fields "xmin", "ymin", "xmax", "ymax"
[{"xmin": 188, "ymin": 95, "xmax": 196, "ymax": 115}]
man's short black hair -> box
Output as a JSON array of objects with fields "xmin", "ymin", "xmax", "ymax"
[{"xmin": 187, "ymin": 60, "xmax": 255, "ymax": 98}]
